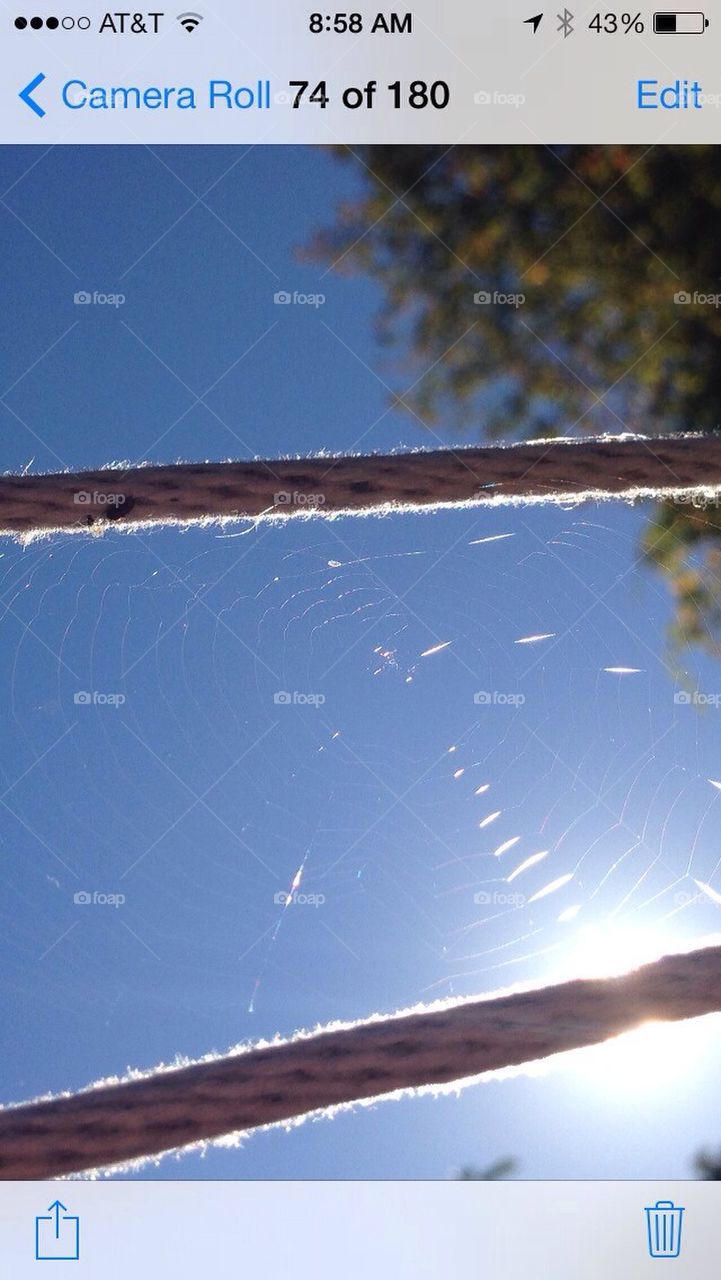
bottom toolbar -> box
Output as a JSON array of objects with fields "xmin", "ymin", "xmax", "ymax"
[{"xmin": 0, "ymin": 1181, "xmax": 716, "ymax": 1277}]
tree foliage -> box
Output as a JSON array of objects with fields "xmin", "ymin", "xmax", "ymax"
[
  {"xmin": 695, "ymin": 1148, "xmax": 721, "ymax": 1179},
  {"xmin": 309, "ymin": 146, "xmax": 721, "ymax": 652},
  {"xmin": 455, "ymin": 1157, "xmax": 517, "ymax": 1181},
  {"xmin": 643, "ymin": 501, "xmax": 721, "ymax": 655}
]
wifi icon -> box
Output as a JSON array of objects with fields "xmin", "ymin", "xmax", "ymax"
[{"xmin": 177, "ymin": 11, "xmax": 203, "ymax": 31}]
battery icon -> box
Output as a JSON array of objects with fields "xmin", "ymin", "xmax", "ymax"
[{"xmin": 653, "ymin": 11, "xmax": 709, "ymax": 32}]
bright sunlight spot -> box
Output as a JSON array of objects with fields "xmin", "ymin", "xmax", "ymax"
[{"xmin": 559, "ymin": 923, "xmax": 721, "ymax": 1093}]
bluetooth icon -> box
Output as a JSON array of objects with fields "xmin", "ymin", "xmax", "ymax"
[{"xmin": 557, "ymin": 7, "xmax": 575, "ymax": 36}]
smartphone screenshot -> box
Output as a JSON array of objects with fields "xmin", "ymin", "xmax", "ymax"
[{"xmin": 1, "ymin": 3, "xmax": 720, "ymax": 1274}]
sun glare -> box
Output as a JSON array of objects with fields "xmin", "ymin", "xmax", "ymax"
[{"xmin": 556, "ymin": 923, "xmax": 721, "ymax": 1092}]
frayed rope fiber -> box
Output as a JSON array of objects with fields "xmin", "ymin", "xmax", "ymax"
[
  {"xmin": 4, "ymin": 435, "xmax": 721, "ymax": 537},
  {"xmin": 2, "ymin": 941, "xmax": 721, "ymax": 1178}
]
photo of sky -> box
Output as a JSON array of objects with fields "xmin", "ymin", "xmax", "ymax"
[{"xmin": 2, "ymin": 144, "xmax": 721, "ymax": 1181}]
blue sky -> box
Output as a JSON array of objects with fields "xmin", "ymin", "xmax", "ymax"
[{"xmin": 2, "ymin": 145, "xmax": 721, "ymax": 1181}]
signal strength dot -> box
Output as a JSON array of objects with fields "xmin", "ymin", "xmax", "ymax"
[{"xmin": 14, "ymin": 14, "xmax": 60, "ymax": 27}]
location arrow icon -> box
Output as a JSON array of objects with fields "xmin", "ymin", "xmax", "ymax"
[
  {"xmin": 19, "ymin": 72, "xmax": 46, "ymax": 117},
  {"xmin": 524, "ymin": 13, "xmax": 544, "ymax": 32}
]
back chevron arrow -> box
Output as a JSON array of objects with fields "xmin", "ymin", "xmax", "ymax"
[{"xmin": 19, "ymin": 73, "xmax": 46, "ymax": 118}]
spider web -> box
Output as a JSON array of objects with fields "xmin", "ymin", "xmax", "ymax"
[
  {"xmin": 3, "ymin": 142, "xmax": 721, "ymax": 1180},
  {"xmin": 3, "ymin": 504, "xmax": 720, "ymax": 1055}
]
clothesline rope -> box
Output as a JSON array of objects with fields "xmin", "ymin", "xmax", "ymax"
[
  {"xmin": 2, "ymin": 940, "xmax": 720, "ymax": 1179},
  {"xmin": 4, "ymin": 435, "xmax": 719, "ymax": 1177},
  {"xmin": 3, "ymin": 434, "xmax": 721, "ymax": 538}
]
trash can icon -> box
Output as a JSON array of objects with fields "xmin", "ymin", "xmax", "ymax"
[{"xmin": 645, "ymin": 1200, "xmax": 685, "ymax": 1258}]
